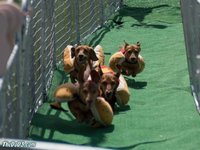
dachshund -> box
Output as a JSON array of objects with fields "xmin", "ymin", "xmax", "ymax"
[
  {"xmin": 68, "ymin": 69, "xmax": 101, "ymax": 123},
  {"xmin": 109, "ymin": 41, "xmax": 145, "ymax": 77},
  {"xmin": 99, "ymin": 66, "xmax": 120, "ymax": 110},
  {"xmin": 120, "ymin": 41, "xmax": 142, "ymax": 76},
  {"xmin": 69, "ymin": 45, "xmax": 98, "ymax": 83}
]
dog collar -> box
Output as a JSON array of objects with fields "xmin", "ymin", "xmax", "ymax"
[{"xmin": 119, "ymin": 48, "xmax": 126, "ymax": 54}]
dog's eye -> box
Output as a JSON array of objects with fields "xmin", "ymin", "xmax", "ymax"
[
  {"xmin": 127, "ymin": 51, "xmax": 132, "ymax": 54},
  {"xmin": 83, "ymin": 50, "xmax": 88, "ymax": 55},
  {"xmin": 135, "ymin": 51, "xmax": 139, "ymax": 55},
  {"xmin": 76, "ymin": 49, "xmax": 80, "ymax": 53}
]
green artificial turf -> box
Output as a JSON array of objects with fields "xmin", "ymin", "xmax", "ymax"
[{"xmin": 29, "ymin": 0, "xmax": 200, "ymax": 149}]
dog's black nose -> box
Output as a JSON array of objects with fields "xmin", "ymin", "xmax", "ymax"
[
  {"xmin": 79, "ymin": 54, "xmax": 84, "ymax": 59},
  {"xmin": 131, "ymin": 58, "xmax": 138, "ymax": 64},
  {"xmin": 131, "ymin": 57, "xmax": 136, "ymax": 61}
]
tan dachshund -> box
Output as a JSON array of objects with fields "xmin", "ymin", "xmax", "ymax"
[
  {"xmin": 0, "ymin": 2, "xmax": 25, "ymax": 76},
  {"xmin": 109, "ymin": 41, "xmax": 145, "ymax": 77}
]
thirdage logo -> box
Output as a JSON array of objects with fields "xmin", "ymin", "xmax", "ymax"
[{"xmin": 0, "ymin": 139, "xmax": 36, "ymax": 148}]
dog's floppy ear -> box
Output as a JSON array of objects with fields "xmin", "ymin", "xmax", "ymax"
[
  {"xmin": 71, "ymin": 44, "xmax": 79, "ymax": 58},
  {"xmin": 136, "ymin": 41, "xmax": 141, "ymax": 51},
  {"xmin": 124, "ymin": 40, "xmax": 129, "ymax": 49},
  {"xmin": 71, "ymin": 46, "xmax": 76, "ymax": 58},
  {"xmin": 88, "ymin": 47, "xmax": 98, "ymax": 61},
  {"xmin": 90, "ymin": 70, "xmax": 101, "ymax": 84}
]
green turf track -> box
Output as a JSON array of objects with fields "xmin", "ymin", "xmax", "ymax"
[{"xmin": 29, "ymin": 0, "xmax": 200, "ymax": 149}]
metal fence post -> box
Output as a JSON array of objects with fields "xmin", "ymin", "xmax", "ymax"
[
  {"xmin": 74, "ymin": 0, "xmax": 80, "ymax": 44},
  {"xmin": 181, "ymin": 0, "xmax": 200, "ymax": 113},
  {"xmin": 99, "ymin": 0, "xmax": 105, "ymax": 26}
]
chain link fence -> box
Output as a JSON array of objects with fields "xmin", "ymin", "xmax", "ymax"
[
  {"xmin": 0, "ymin": 0, "xmax": 122, "ymax": 138},
  {"xmin": 181, "ymin": 0, "xmax": 200, "ymax": 113}
]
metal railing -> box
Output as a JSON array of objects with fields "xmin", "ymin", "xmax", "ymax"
[
  {"xmin": 0, "ymin": 0, "xmax": 122, "ymax": 138},
  {"xmin": 181, "ymin": 0, "xmax": 200, "ymax": 113}
]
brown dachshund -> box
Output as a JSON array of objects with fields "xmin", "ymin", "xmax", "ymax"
[
  {"xmin": 99, "ymin": 66, "xmax": 120, "ymax": 110},
  {"xmin": 109, "ymin": 41, "xmax": 145, "ymax": 77},
  {"xmin": 120, "ymin": 41, "xmax": 142, "ymax": 76},
  {"xmin": 70, "ymin": 45, "xmax": 98, "ymax": 83},
  {"xmin": 68, "ymin": 70, "xmax": 101, "ymax": 124}
]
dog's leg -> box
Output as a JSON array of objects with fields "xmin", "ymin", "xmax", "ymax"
[
  {"xmin": 70, "ymin": 70, "xmax": 77, "ymax": 83},
  {"xmin": 68, "ymin": 100, "xmax": 88, "ymax": 122}
]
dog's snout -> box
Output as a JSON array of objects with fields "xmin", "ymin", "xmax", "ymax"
[
  {"xmin": 131, "ymin": 57, "xmax": 136, "ymax": 61},
  {"xmin": 79, "ymin": 54, "xmax": 84, "ymax": 59},
  {"xmin": 129, "ymin": 57, "xmax": 137, "ymax": 64},
  {"xmin": 131, "ymin": 57, "xmax": 135, "ymax": 61}
]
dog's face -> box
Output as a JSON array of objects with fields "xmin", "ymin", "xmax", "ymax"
[
  {"xmin": 100, "ymin": 72, "xmax": 120, "ymax": 101},
  {"xmin": 71, "ymin": 45, "xmax": 98, "ymax": 64},
  {"xmin": 79, "ymin": 70, "xmax": 101, "ymax": 109},
  {"xmin": 124, "ymin": 41, "xmax": 141, "ymax": 64},
  {"xmin": 79, "ymin": 81, "xmax": 99, "ymax": 108}
]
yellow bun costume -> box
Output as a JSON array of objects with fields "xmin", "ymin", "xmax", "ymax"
[
  {"xmin": 68, "ymin": 96, "xmax": 113, "ymax": 127},
  {"xmin": 63, "ymin": 45, "xmax": 104, "ymax": 73},
  {"xmin": 63, "ymin": 45, "xmax": 74, "ymax": 73},
  {"xmin": 50, "ymin": 83, "xmax": 78, "ymax": 110},
  {"xmin": 90, "ymin": 97, "xmax": 113, "ymax": 127},
  {"xmin": 54, "ymin": 83, "xmax": 78, "ymax": 101},
  {"xmin": 52, "ymin": 83, "xmax": 113, "ymax": 127},
  {"xmin": 92, "ymin": 45, "xmax": 105, "ymax": 69},
  {"xmin": 101, "ymin": 66, "xmax": 130, "ymax": 106},
  {"xmin": 109, "ymin": 51, "xmax": 145, "ymax": 76}
]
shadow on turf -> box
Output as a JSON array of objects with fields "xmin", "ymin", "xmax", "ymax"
[
  {"xmin": 107, "ymin": 138, "xmax": 168, "ymax": 150},
  {"xmin": 29, "ymin": 106, "xmax": 114, "ymax": 147},
  {"xmin": 87, "ymin": 14, "xmax": 124, "ymax": 47},
  {"xmin": 117, "ymin": 4, "xmax": 172, "ymax": 29},
  {"xmin": 114, "ymin": 105, "xmax": 131, "ymax": 115},
  {"xmin": 131, "ymin": 23, "xmax": 167, "ymax": 29},
  {"xmin": 88, "ymin": 25, "xmax": 111, "ymax": 47},
  {"xmin": 46, "ymin": 68, "xmax": 69, "ymax": 102},
  {"xmin": 125, "ymin": 77, "xmax": 147, "ymax": 89},
  {"xmin": 85, "ymin": 4, "xmax": 180, "ymax": 47}
]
